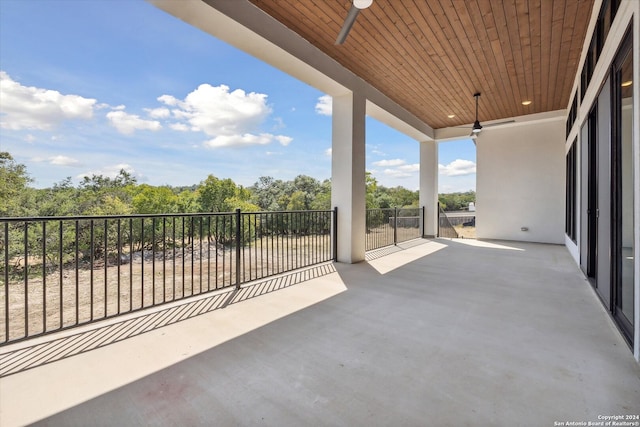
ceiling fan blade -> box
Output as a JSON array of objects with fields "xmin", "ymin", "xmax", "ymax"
[
  {"xmin": 483, "ymin": 119, "xmax": 516, "ymax": 128},
  {"xmin": 335, "ymin": 4, "xmax": 360, "ymax": 44},
  {"xmin": 456, "ymin": 119, "xmax": 514, "ymax": 129},
  {"xmin": 454, "ymin": 93, "xmax": 514, "ymax": 135}
]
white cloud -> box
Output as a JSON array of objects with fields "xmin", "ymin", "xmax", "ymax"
[
  {"xmin": 24, "ymin": 134, "xmax": 36, "ymax": 143},
  {"xmin": 373, "ymin": 159, "xmax": 406, "ymax": 167},
  {"xmin": 144, "ymin": 107, "xmax": 170, "ymax": 119},
  {"xmin": 159, "ymin": 84, "xmax": 270, "ymax": 136},
  {"xmin": 157, "ymin": 94, "xmax": 179, "ymax": 106},
  {"xmin": 31, "ymin": 154, "xmax": 81, "ymax": 166},
  {"xmin": 275, "ymin": 135, "xmax": 292, "ymax": 146},
  {"xmin": 380, "ymin": 162, "xmax": 420, "ymax": 178},
  {"xmin": 398, "ymin": 163, "xmax": 419, "ymax": 172},
  {"xmin": 106, "ymin": 110, "xmax": 162, "ymax": 135},
  {"xmin": 373, "ymin": 160, "xmax": 419, "ymax": 179},
  {"xmin": 0, "ymin": 71, "xmax": 96, "ymax": 130},
  {"xmin": 78, "ymin": 163, "xmax": 140, "ymax": 180},
  {"xmin": 382, "ymin": 168, "xmax": 413, "ymax": 178},
  {"xmin": 439, "ymin": 159, "xmax": 476, "ymax": 177},
  {"xmin": 272, "ymin": 116, "xmax": 285, "ymax": 130},
  {"xmin": 204, "ymin": 133, "xmax": 289, "ymax": 149},
  {"xmin": 315, "ymin": 95, "xmax": 332, "ymax": 116},
  {"xmin": 157, "ymin": 83, "xmax": 292, "ymax": 148},
  {"xmin": 169, "ymin": 122, "xmax": 189, "ymax": 131},
  {"xmin": 325, "ymin": 148, "xmax": 332, "ymax": 156},
  {"xmin": 49, "ymin": 155, "xmax": 81, "ymax": 166}
]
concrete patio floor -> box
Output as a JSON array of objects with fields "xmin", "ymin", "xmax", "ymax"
[{"xmin": 1, "ymin": 239, "xmax": 639, "ymax": 426}]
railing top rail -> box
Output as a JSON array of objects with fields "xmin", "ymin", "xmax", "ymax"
[
  {"xmin": 246, "ymin": 209, "xmax": 334, "ymax": 215},
  {"xmin": 366, "ymin": 207, "xmax": 420, "ymax": 211},
  {"xmin": 0, "ymin": 213, "xmax": 233, "ymax": 222},
  {"xmin": 0, "ymin": 209, "xmax": 336, "ymax": 223}
]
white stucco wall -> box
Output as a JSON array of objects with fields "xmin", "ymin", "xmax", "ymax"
[{"xmin": 476, "ymin": 119, "xmax": 566, "ymax": 244}]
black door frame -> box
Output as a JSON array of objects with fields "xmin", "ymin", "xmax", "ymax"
[
  {"xmin": 583, "ymin": 105, "xmax": 598, "ymax": 282},
  {"xmin": 611, "ymin": 27, "xmax": 633, "ymax": 344}
]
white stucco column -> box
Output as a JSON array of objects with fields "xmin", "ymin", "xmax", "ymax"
[
  {"xmin": 419, "ymin": 140, "xmax": 438, "ymax": 237},
  {"xmin": 331, "ymin": 92, "xmax": 366, "ymax": 263}
]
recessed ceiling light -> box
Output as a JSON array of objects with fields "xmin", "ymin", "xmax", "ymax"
[
  {"xmin": 522, "ymin": 100, "xmax": 532, "ymax": 106},
  {"xmin": 447, "ymin": 114, "xmax": 455, "ymax": 118},
  {"xmin": 621, "ymin": 80, "xmax": 632, "ymax": 87},
  {"xmin": 353, "ymin": 0, "xmax": 373, "ymax": 9}
]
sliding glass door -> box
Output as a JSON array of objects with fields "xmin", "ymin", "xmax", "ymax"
[
  {"xmin": 579, "ymin": 28, "xmax": 634, "ymax": 346},
  {"xmin": 612, "ymin": 32, "xmax": 634, "ymax": 341}
]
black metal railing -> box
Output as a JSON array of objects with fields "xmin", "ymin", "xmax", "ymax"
[
  {"xmin": 365, "ymin": 207, "xmax": 423, "ymax": 251},
  {"xmin": 0, "ymin": 209, "xmax": 335, "ymax": 344},
  {"xmin": 438, "ymin": 204, "xmax": 459, "ymax": 238}
]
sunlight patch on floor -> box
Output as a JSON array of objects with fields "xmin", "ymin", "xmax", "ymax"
[
  {"xmin": 368, "ymin": 241, "xmax": 448, "ymax": 274},
  {"xmin": 451, "ymin": 239, "xmax": 525, "ymax": 251}
]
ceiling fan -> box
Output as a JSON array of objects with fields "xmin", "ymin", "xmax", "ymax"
[
  {"xmin": 335, "ymin": 0, "xmax": 373, "ymax": 45},
  {"xmin": 460, "ymin": 93, "xmax": 515, "ymax": 136}
]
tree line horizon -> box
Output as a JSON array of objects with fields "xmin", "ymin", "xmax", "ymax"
[{"xmin": 1, "ymin": 151, "xmax": 475, "ymax": 217}]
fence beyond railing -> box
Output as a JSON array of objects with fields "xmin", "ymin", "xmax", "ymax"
[
  {"xmin": 365, "ymin": 207, "xmax": 423, "ymax": 251},
  {"xmin": 438, "ymin": 204, "xmax": 459, "ymax": 238},
  {"xmin": 0, "ymin": 209, "xmax": 335, "ymax": 344}
]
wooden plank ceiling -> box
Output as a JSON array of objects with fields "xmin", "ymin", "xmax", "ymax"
[{"xmin": 249, "ymin": 0, "xmax": 594, "ymax": 129}]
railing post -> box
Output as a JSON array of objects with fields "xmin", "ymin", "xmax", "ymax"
[
  {"xmin": 4, "ymin": 222, "xmax": 9, "ymax": 343},
  {"xmin": 421, "ymin": 205, "xmax": 425, "ymax": 238},
  {"xmin": 437, "ymin": 202, "xmax": 440, "ymax": 237},
  {"xmin": 235, "ymin": 208, "xmax": 241, "ymax": 289},
  {"xmin": 393, "ymin": 206, "xmax": 398, "ymax": 245},
  {"xmin": 332, "ymin": 207, "xmax": 338, "ymax": 262},
  {"xmin": 24, "ymin": 221, "xmax": 29, "ymax": 337}
]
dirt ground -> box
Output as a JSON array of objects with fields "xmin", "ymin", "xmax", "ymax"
[
  {"xmin": 454, "ymin": 225, "xmax": 476, "ymax": 239},
  {"xmin": 1, "ymin": 235, "xmax": 332, "ymax": 343}
]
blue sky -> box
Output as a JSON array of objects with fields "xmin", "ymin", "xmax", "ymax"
[{"xmin": 0, "ymin": 0, "xmax": 476, "ymax": 193}]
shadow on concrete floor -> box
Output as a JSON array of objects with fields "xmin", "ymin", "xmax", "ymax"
[{"xmin": 0, "ymin": 262, "xmax": 336, "ymax": 377}]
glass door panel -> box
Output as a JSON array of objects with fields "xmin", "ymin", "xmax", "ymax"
[{"xmin": 617, "ymin": 48, "xmax": 634, "ymax": 327}]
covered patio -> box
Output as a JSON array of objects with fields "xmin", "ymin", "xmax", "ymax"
[
  {"xmin": 1, "ymin": 1, "xmax": 639, "ymax": 424},
  {"xmin": 2, "ymin": 239, "xmax": 638, "ymax": 426},
  {"xmin": 143, "ymin": 0, "xmax": 640, "ymax": 360}
]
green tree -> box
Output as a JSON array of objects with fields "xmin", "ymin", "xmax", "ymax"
[
  {"xmin": 387, "ymin": 186, "xmax": 419, "ymax": 207},
  {"xmin": 286, "ymin": 191, "xmax": 307, "ymax": 210},
  {"xmin": 35, "ymin": 177, "xmax": 80, "ymax": 216},
  {"xmin": 365, "ymin": 172, "xmax": 379, "ymax": 209},
  {"xmin": 310, "ymin": 179, "xmax": 331, "ymax": 210},
  {"xmin": 292, "ymin": 175, "xmax": 320, "ymax": 210},
  {"xmin": 76, "ymin": 169, "xmax": 137, "ymax": 215},
  {"xmin": 131, "ymin": 185, "xmax": 178, "ymax": 214},
  {"xmin": 250, "ymin": 176, "xmax": 280, "ymax": 210},
  {"xmin": 0, "ymin": 152, "xmax": 33, "ymax": 216},
  {"xmin": 249, "ymin": 175, "xmax": 324, "ymax": 211},
  {"xmin": 85, "ymin": 195, "xmax": 133, "ymax": 216},
  {"xmin": 176, "ymin": 190, "xmax": 200, "ymax": 213},
  {"xmin": 78, "ymin": 169, "xmax": 137, "ymax": 192},
  {"xmin": 438, "ymin": 191, "xmax": 475, "ymax": 211},
  {"xmin": 197, "ymin": 175, "xmax": 240, "ymax": 212}
]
